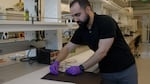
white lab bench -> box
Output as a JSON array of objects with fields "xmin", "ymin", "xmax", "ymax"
[
  {"xmin": 2, "ymin": 50, "xmax": 96, "ymax": 84},
  {"xmin": 3, "ymin": 66, "xmax": 74, "ymax": 84},
  {"xmin": 2, "ymin": 32, "xmax": 140, "ymax": 84}
]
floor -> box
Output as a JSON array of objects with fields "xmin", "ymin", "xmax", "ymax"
[
  {"xmin": 0, "ymin": 43, "xmax": 150, "ymax": 84},
  {"xmin": 136, "ymin": 43, "xmax": 150, "ymax": 84}
]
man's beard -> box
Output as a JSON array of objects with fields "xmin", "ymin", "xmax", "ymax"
[{"xmin": 77, "ymin": 14, "xmax": 90, "ymax": 28}]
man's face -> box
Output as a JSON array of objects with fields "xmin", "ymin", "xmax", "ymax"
[{"xmin": 70, "ymin": 2, "xmax": 90, "ymax": 27}]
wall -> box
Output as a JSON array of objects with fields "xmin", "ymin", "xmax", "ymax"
[
  {"xmin": 141, "ymin": 15, "xmax": 150, "ymax": 43},
  {"xmin": 44, "ymin": 0, "xmax": 61, "ymax": 22},
  {"xmin": 24, "ymin": 0, "xmax": 37, "ymax": 20}
]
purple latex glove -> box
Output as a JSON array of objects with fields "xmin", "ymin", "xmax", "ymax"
[
  {"xmin": 49, "ymin": 61, "xmax": 59, "ymax": 75},
  {"xmin": 65, "ymin": 66, "xmax": 82, "ymax": 75}
]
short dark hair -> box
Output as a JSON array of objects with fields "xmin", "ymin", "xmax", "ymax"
[{"xmin": 70, "ymin": 0, "xmax": 91, "ymax": 9}]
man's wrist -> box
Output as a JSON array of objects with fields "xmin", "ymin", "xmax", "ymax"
[{"xmin": 79, "ymin": 65, "xmax": 85, "ymax": 72}]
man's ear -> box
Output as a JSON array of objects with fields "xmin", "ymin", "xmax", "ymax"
[{"xmin": 86, "ymin": 6, "xmax": 91, "ymax": 13}]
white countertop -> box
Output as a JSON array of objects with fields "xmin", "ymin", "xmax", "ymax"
[
  {"xmin": 2, "ymin": 50, "xmax": 96, "ymax": 84},
  {"xmin": 2, "ymin": 33, "xmax": 140, "ymax": 84},
  {"xmin": 3, "ymin": 66, "xmax": 74, "ymax": 84}
]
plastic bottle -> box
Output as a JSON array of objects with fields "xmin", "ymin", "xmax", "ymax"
[{"xmin": 24, "ymin": 9, "xmax": 29, "ymax": 21}]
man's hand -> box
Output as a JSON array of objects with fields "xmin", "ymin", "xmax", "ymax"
[
  {"xmin": 65, "ymin": 66, "xmax": 83, "ymax": 75},
  {"xmin": 49, "ymin": 61, "xmax": 59, "ymax": 75}
]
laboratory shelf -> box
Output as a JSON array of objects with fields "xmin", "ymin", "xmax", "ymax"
[{"xmin": 0, "ymin": 20, "xmax": 78, "ymax": 32}]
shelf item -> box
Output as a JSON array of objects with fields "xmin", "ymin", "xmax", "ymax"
[{"xmin": 0, "ymin": 11, "xmax": 24, "ymax": 20}]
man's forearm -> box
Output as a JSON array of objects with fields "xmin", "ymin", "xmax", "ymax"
[
  {"xmin": 55, "ymin": 47, "xmax": 70, "ymax": 62},
  {"xmin": 82, "ymin": 38, "xmax": 114, "ymax": 70},
  {"xmin": 82, "ymin": 49, "xmax": 107, "ymax": 70}
]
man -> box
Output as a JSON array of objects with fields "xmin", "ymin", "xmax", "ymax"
[{"xmin": 50, "ymin": 0, "xmax": 138, "ymax": 84}]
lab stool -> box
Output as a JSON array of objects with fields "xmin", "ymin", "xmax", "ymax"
[{"xmin": 134, "ymin": 35, "xmax": 141, "ymax": 58}]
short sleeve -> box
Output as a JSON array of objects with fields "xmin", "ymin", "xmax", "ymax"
[
  {"xmin": 70, "ymin": 29, "xmax": 86, "ymax": 45},
  {"xmin": 99, "ymin": 16, "xmax": 117, "ymax": 39}
]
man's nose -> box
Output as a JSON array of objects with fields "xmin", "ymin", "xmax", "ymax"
[{"xmin": 73, "ymin": 17, "xmax": 79, "ymax": 22}]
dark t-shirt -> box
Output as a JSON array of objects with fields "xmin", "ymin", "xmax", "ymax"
[{"xmin": 70, "ymin": 13, "xmax": 135, "ymax": 73}]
